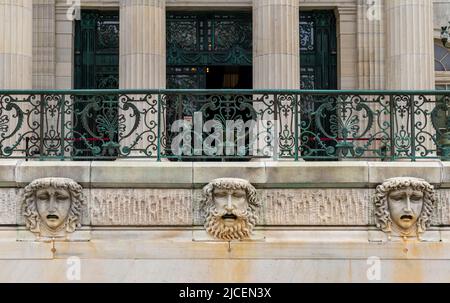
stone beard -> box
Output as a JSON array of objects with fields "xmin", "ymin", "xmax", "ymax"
[
  {"xmin": 22, "ymin": 178, "xmax": 85, "ymax": 237},
  {"xmin": 374, "ymin": 177, "xmax": 436, "ymax": 238},
  {"xmin": 202, "ymin": 178, "xmax": 260, "ymax": 241}
]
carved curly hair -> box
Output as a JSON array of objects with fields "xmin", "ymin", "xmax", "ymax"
[
  {"xmin": 201, "ymin": 178, "xmax": 260, "ymax": 214},
  {"xmin": 374, "ymin": 177, "xmax": 436, "ymax": 235},
  {"xmin": 22, "ymin": 178, "xmax": 85, "ymax": 234}
]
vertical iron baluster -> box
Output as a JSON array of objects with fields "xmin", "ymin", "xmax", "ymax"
[
  {"xmin": 60, "ymin": 94, "xmax": 65, "ymax": 160},
  {"xmin": 294, "ymin": 93, "xmax": 299, "ymax": 161},
  {"xmin": 389, "ymin": 94, "xmax": 395, "ymax": 161},
  {"xmin": 157, "ymin": 92, "xmax": 162, "ymax": 162},
  {"xmin": 273, "ymin": 93, "xmax": 279, "ymax": 160},
  {"xmin": 39, "ymin": 93, "xmax": 45, "ymax": 160},
  {"xmin": 410, "ymin": 94, "xmax": 416, "ymax": 161}
]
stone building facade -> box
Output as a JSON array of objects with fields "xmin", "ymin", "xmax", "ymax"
[
  {"xmin": 1, "ymin": 0, "xmax": 450, "ymax": 282},
  {"xmin": 2, "ymin": 0, "xmax": 449, "ymax": 91}
]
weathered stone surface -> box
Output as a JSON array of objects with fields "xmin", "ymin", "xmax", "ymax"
[
  {"xmin": 20, "ymin": 178, "xmax": 86, "ymax": 239},
  {"xmin": 368, "ymin": 162, "xmax": 441, "ymax": 185},
  {"xmin": 2, "ymin": 258, "xmax": 450, "ymax": 283},
  {"xmin": 0, "ymin": 160, "xmax": 19, "ymax": 187},
  {"xmin": 91, "ymin": 162, "xmax": 192, "ymax": 188},
  {"xmin": 265, "ymin": 162, "xmax": 369, "ymax": 188},
  {"xmin": 262, "ymin": 189, "xmax": 371, "ymax": 225},
  {"xmin": 193, "ymin": 162, "xmax": 267, "ymax": 186},
  {"xmin": 374, "ymin": 177, "xmax": 435, "ymax": 239},
  {"xmin": 16, "ymin": 162, "xmax": 91, "ymax": 186},
  {"xmin": 201, "ymin": 178, "xmax": 261, "ymax": 240},
  {"xmin": 195, "ymin": 189, "xmax": 370, "ymax": 226},
  {"xmin": 439, "ymin": 162, "xmax": 450, "ymax": 188},
  {"xmin": 15, "ymin": 188, "xmax": 89, "ymax": 226},
  {"xmin": 0, "ymin": 189, "xmax": 19, "ymax": 224},
  {"xmin": 433, "ymin": 190, "xmax": 450, "ymax": 225},
  {"xmin": 90, "ymin": 189, "xmax": 193, "ymax": 226}
]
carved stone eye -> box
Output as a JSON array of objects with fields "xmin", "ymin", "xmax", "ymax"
[
  {"xmin": 410, "ymin": 194, "xmax": 423, "ymax": 202},
  {"xmin": 37, "ymin": 194, "xmax": 50, "ymax": 200},
  {"xmin": 56, "ymin": 193, "xmax": 69, "ymax": 200},
  {"xmin": 232, "ymin": 191, "xmax": 245, "ymax": 198}
]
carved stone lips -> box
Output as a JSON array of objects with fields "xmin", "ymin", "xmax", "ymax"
[
  {"xmin": 222, "ymin": 214, "xmax": 237, "ymax": 220},
  {"xmin": 47, "ymin": 214, "xmax": 59, "ymax": 220},
  {"xmin": 400, "ymin": 214, "xmax": 414, "ymax": 221}
]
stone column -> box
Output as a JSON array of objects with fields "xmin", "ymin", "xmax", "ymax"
[
  {"xmin": 0, "ymin": 0, "xmax": 33, "ymax": 89},
  {"xmin": 119, "ymin": 0, "xmax": 166, "ymax": 89},
  {"xmin": 119, "ymin": 0, "xmax": 166, "ymax": 158},
  {"xmin": 0, "ymin": 0, "xmax": 33, "ymax": 157},
  {"xmin": 385, "ymin": 0, "xmax": 435, "ymax": 159},
  {"xmin": 357, "ymin": 0, "xmax": 384, "ymax": 90},
  {"xmin": 253, "ymin": 0, "xmax": 299, "ymax": 159},
  {"xmin": 33, "ymin": 0, "xmax": 56, "ymax": 89},
  {"xmin": 385, "ymin": 0, "xmax": 434, "ymax": 90},
  {"xmin": 338, "ymin": 7, "xmax": 358, "ymax": 90},
  {"xmin": 355, "ymin": 0, "xmax": 385, "ymax": 158},
  {"xmin": 253, "ymin": 0, "xmax": 299, "ymax": 89}
]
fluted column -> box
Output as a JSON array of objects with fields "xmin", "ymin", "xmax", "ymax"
[
  {"xmin": 385, "ymin": 0, "xmax": 434, "ymax": 89},
  {"xmin": 253, "ymin": 0, "xmax": 299, "ymax": 89},
  {"xmin": 0, "ymin": 0, "xmax": 32, "ymax": 157},
  {"xmin": 357, "ymin": 0, "xmax": 385, "ymax": 90},
  {"xmin": 0, "ymin": 0, "xmax": 33, "ymax": 89},
  {"xmin": 253, "ymin": 0, "xmax": 299, "ymax": 160},
  {"xmin": 119, "ymin": 0, "xmax": 166, "ymax": 158},
  {"xmin": 119, "ymin": 0, "xmax": 166, "ymax": 89},
  {"xmin": 33, "ymin": 0, "xmax": 56, "ymax": 89},
  {"xmin": 385, "ymin": 0, "xmax": 435, "ymax": 158},
  {"xmin": 354, "ymin": 0, "xmax": 385, "ymax": 158}
]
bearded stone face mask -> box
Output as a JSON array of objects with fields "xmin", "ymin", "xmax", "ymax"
[{"xmin": 202, "ymin": 178, "xmax": 260, "ymax": 241}]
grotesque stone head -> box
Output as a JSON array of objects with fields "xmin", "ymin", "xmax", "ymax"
[
  {"xmin": 22, "ymin": 178, "xmax": 85, "ymax": 237},
  {"xmin": 374, "ymin": 177, "xmax": 436, "ymax": 238},
  {"xmin": 202, "ymin": 178, "xmax": 260, "ymax": 240}
]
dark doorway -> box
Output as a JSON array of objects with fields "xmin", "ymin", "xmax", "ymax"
[
  {"xmin": 165, "ymin": 12, "xmax": 253, "ymax": 161},
  {"xmin": 206, "ymin": 66, "xmax": 252, "ymax": 89}
]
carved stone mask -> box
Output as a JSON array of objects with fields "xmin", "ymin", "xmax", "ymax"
[
  {"xmin": 388, "ymin": 187, "xmax": 423, "ymax": 231},
  {"xmin": 23, "ymin": 178, "xmax": 85, "ymax": 237},
  {"xmin": 202, "ymin": 178, "xmax": 260, "ymax": 240},
  {"xmin": 213, "ymin": 187, "xmax": 248, "ymax": 226},
  {"xmin": 36, "ymin": 187, "xmax": 72, "ymax": 231},
  {"xmin": 374, "ymin": 177, "xmax": 435, "ymax": 238}
]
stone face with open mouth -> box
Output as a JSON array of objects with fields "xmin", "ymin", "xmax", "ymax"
[
  {"xmin": 22, "ymin": 178, "xmax": 85, "ymax": 238},
  {"xmin": 46, "ymin": 214, "xmax": 60, "ymax": 220},
  {"xmin": 388, "ymin": 188, "xmax": 423, "ymax": 231},
  {"xmin": 36, "ymin": 187, "xmax": 72, "ymax": 231},
  {"xmin": 400, "ymin": 214, "xmax": 414, "ymax": 221},
  {"xmin": 374, "ymin": 177, "xmax": 436, "ymax": 239},
  {"xmin": 202, "ymin": 178, "xmax": 260, "ymax": 240},
  {"xmin": 221, "ymin": 213, "xmax": 238, "ymax": 226}
]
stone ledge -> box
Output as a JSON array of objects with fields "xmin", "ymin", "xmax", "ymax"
[
  {"xmin": 15, "ymin": 161, "xmax": 91, "ymax": 187},
  {"xmin": 192, "ymin": 162, "xmax": 266, "ymax": 186},
  {"xmin": 440, "ymin": 162, "xmax": 450, "ymax": 188},
  {"xmin": 1, "ymin": 258, "xmax": 450, "ymax": 283},
  {"xmin": 0, "ymin": 160, "xmax": 448, "ymax": 188},
  {"xmin": 264, "ymin": 161, "xmax": 369, "ymax": 188},
  {"xmin": 0, "ymin": 160, "xmax": 19, "ymax": 187},
  {"xmin": 368, "ymin": 162, "xmax": 442, "ymax": 186},
  {"xmin": 91, "ymin": 161, "xmax": 193, "ymax": 188},
  {"xmin": 1, "ymin": 229, "xmax": 450, "ymax": 260}
]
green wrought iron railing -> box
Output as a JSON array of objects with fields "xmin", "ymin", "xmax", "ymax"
[{"xmin": 1, "ymin": 90, "xmax": 449, "ymax": 161}]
